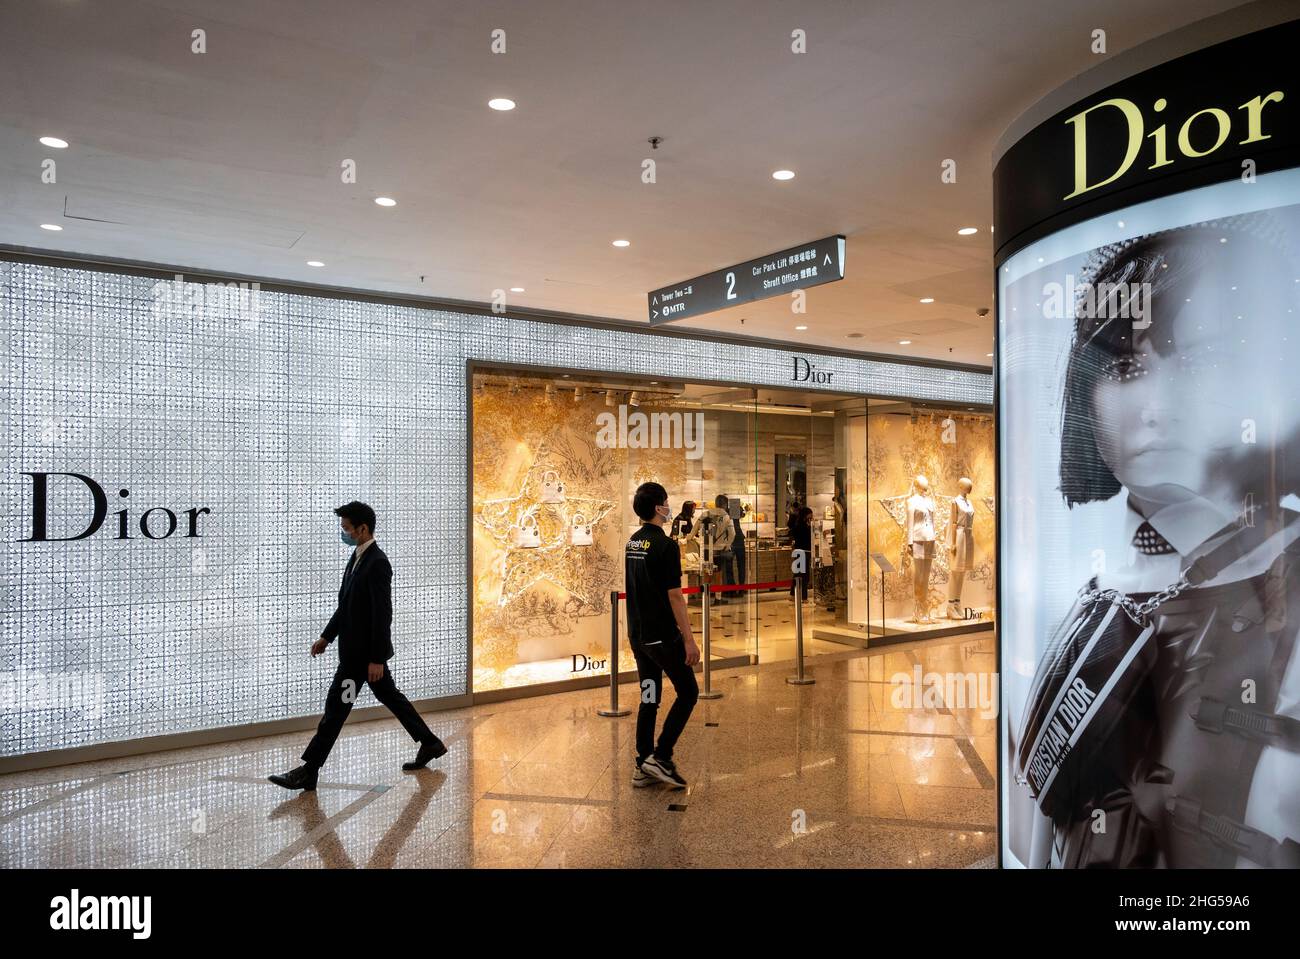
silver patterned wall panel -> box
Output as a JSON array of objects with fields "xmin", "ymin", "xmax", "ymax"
[{"xmin": 0, "ymin": 259, "xmax": 992, "ymax": 757}]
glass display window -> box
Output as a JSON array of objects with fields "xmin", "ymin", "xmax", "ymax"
[{"xmin": 470, "ymin": 366, "xmax": 996, "ymax": 696}]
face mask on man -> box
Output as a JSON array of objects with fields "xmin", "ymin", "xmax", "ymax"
[
  {"xmin": 340, "ymin": 529, "xmax": 358, "ymax": 547},
  {"xmin": 657, "ymin": 504, "xmax": 672, "ymax": 524}
]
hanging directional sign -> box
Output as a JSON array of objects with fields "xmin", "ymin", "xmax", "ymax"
[{"xmin": 648, "ymin": 235, "xmax": 846, "ymax": 325}]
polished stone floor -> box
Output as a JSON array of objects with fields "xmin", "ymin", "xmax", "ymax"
[{"xmin": 0, "ymin": 631, "xmax": 998, "ymax": 868}]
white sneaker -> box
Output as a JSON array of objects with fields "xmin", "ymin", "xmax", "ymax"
[{"xmin": 641, "ymin": 755, "xmax": 687, "ymax": 789}]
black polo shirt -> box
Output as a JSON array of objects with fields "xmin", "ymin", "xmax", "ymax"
[{"xmin": 624, "ymin": 522, "xmax": 683, "ymax": 646}]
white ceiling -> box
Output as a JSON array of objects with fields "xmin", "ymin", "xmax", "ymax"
[{"xmin": 0, "ymin": 0, "xmax": 1251, "ymax": 365}]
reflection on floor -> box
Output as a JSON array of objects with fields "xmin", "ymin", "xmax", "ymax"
[
  {"xmin": 696, "ymin": 590, "xmax": 855, "ymax": 662},
  {"xmin": 866, "ymin": 613, "xmax": 996, "ymax": 636},
  {"xmin": 0, "ymin": 632, "xmax": 999, "ymax": 869}
]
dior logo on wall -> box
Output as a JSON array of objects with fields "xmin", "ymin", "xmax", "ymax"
[
  {"xmin": 19, "ymin": 473, "xmax": 211, "ymax": 542},
  {"xmin": 792, "ymin": 356, "xmax": 834, "ymax": 384},
  {"xmin": 594, "ymin": 405, "xmax": 705, "ymax": 460}
]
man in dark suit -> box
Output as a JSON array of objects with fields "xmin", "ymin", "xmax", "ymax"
[{"xmin": 269, "ymin": 501, "xmax": 446, "ymax": 791}]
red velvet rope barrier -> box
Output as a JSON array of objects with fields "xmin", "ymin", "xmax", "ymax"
[{"xmin": 615, "ymin": 579, "xmax": 795, "ymax": 600}]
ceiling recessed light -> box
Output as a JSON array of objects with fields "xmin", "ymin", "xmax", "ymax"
[
  {"xmin": 919, "ymin": 297, "xmax": 934, "ymax": 304},
  {"xmin": 374, "ymin": 196, "xmax": 397, "ymax": 207},
  {"xmin": 509, "ymin": 286, "xmax": 525, "ymax": 293},
  {"xmin": 772, "ymin": 169, "xmax": 795, "ymax": 181},
  {"xmin": 957, "ymin": 227, "xmax": 977, "ymax": 235},
  {"xmin": 307, "ymin": 260, "xmax": 324, "ymax": 267},
  {"xmin": 795, "ymin": 325, "xmax": 808, "ymax": 331},
  {"xmin": 39, "ymin": 136, "xmax": 68, "ymax": 149},
  {"xmin": 899, "ymin": 339, "xmax": 912, "ymax": 345},
  {"xmin": 40, "ymin": 223, "xmax": 62, "ymax": 231},
  {"xmin": 488, "ymin": 98, "xmax": 516, "ymax": 111},
  {"xmin": 986, "ymin": 353, "xmax": 994, "ymax": 357},
  {"xmin": 612, "ymin": 239, "xmax": 630, "ymax": 247}
]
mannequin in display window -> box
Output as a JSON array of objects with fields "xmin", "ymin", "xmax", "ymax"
[
  {"xmin": 946, "ymin": 477, "xmax": 975, "ymax": 619},
  {"xmin": 906, "ymin": 475, "xmax": 937, "ymax": 624}
]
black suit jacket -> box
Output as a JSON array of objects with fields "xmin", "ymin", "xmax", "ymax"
[{"xmin": 322, "ymin": 542, "xmax": 395, "ymax": 667}]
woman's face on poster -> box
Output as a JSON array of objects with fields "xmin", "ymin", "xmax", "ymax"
[{"xmin": 1089, "ymin": 241, "xmax": 1300, "ymax": 505}]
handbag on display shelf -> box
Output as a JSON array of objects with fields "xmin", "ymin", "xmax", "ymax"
[
  {"xmin": 569, "ymin": 511, "xmax": 593, "ymax": 546},
  {"xmin": 539, "ymin": 469, "xmax": 566, "ymax": 504},
  {"xmin": 513, "ymin": 508, "xmax": 543, "ymax": 548}
]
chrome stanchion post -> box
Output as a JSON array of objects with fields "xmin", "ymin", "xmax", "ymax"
[
  {"xmin": 598, "ymin": 589, "xmax": 630, "ymax": 717},
  {"xmin": 788, "ymin": 574, "xmax": 815, "ymax": 686},
  {"xmin": 699, "ymin": 566, "xmax": 722, "ymax": 700}
]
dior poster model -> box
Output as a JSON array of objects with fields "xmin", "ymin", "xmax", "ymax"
[{"xmin": 998, "ymin": 170, "xmax": 1300, "ymax": 868}]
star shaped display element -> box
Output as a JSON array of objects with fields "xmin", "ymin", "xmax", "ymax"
[{"xmin": 475, "ymin": 462, "xmax": 615, "ymax": 608}]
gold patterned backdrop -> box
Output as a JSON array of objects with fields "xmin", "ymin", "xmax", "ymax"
[
  {"xmin": 472, "ymin": 377, "xmax": 688, "ymax": 689},
  {"xmin": 865, "ymin": 411, "xmax": 995, "ymax": 620}
]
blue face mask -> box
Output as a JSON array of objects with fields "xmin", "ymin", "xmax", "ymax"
[{"xmin": 340, "ymin": 529, "xmax": 358, "ymax": 547}]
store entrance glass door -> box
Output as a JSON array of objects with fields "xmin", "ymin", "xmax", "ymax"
[{"xmin": 745, "ymin": 386, "xmax": 868, "ymax": 664}]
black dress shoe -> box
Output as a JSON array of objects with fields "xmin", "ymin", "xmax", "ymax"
[
  {"xmin": 268, "ymin": 764, "xmax": 319, "ymax": 791},
  {"xmin": 403, "ymin": 736, "xmax": 448, "ymax": 770}
]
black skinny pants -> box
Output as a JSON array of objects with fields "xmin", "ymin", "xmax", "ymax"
[{"xmin": 632, "ymin": 636, "xmax": 699, "ymax": 762}]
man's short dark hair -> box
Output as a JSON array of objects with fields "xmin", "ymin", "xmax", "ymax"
[
  {"xmin": 335, "ymin": 500, "xmax": 377, "ymax": 533},
  {"xmin": 633, "ymin": 482, "xmax": 667, "ymax": 521}
]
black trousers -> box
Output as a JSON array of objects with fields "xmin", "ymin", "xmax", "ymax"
[
  {"xmin": 632, "ymin": 636, "xmax": 699, "ymax": 763},
  {"xmin": 302, "ymin": 661, "xmax": 434, "ymax": 769},
  {"xmin": 716, "ymin": 550, "xmax": 736, "ymax": 586}
]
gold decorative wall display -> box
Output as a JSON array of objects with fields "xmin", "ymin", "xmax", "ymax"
[
  {"xmin": 472, "ymin": 375, "xmax": 688, "ymax": 690},
  {"xmin": 475, "ymin": 460, "xmax": 616, "ymax": 607}
]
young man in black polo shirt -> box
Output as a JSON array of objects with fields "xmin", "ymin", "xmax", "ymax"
[{"xmin": 625, "ymin": 482, "xmax": 701, "ymax": 788}]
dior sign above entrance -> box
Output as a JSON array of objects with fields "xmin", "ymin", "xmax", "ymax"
[
  {"xmin": 791, "ymin": 356, "xmax": 835, "ymax": 385},
  {"xmin": 19, "ymin": 473, "xmax": 211, "ymax": 542}
]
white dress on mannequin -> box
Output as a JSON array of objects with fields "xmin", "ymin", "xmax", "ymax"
[{"xmin": 949, "ymin": 494, "xmax": 975, "ymax": 571}]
